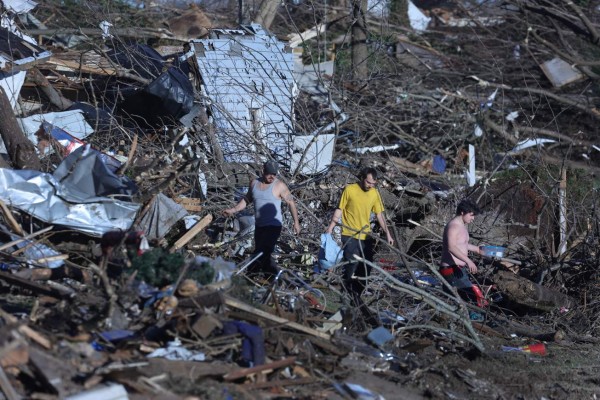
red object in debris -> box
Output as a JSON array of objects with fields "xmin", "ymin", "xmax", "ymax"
[
  {"xmin": 521, "ymin": 343, "xmax": 547, "ymax": 356},
  {"xmin": 502, "ymin": 343, "xmax": 547, "ymax": 356},
  {"xmin": 303, "ymin": 292, "xmax": 324, "ymax": 310},
  {"xmin": 378, "ymin": 258, "xmax": 399, "ymax": 271},
  {"xmin": 101, "ymin": 231, "xmax": 145, "ymax": 256},
  {"xmin": 471, "ymin": 285, "xmax": 489, "ymax": 308}
]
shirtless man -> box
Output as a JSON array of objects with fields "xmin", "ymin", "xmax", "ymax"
[
  {"xmin": 440, "ymin": 199, "xmax": 483, "ymax": 303},
  {"xmin": 224, "ymin": 161, "xmax": 300, "ymax": 276}
]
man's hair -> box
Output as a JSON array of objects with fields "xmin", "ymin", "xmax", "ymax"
[
  {"xmin": 456, "ymin": 199, "xmax": 480, "ymax": 216},
  {"xmin": 358, "ymin": 167, "xmax": 378, "ymax": 181}
]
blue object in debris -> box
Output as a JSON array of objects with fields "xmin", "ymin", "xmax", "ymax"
[
  {"xmin": 367, "ymin": 326, "xmax": 394, "ymax": 347},
  {"xmin": 432, "ymin": 154, "xmax": 446, "ymax": 174},
  {"xmin": 98, "ymin": 329, "xmax": 136, "ymax": 342},
  {"xmin": 223, "ymin": 321, "xmax": 266, "ymax": 366},
  {"xmin": 318, "ymin": 233, "xmax": 343, "ymax": 271}
]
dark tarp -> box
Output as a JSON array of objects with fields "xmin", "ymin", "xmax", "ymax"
[{"xmin": 53, "ymin": 144, "xmax": 137, "ymax": 200}]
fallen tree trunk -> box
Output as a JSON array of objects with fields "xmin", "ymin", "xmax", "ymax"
[
  {"xmin": 0, "ymin": 87, "xmax": 41, "ymax": 170},
  {"xmin": 493, "ymin": 269, "xmax": 575, "ymax": 312}
]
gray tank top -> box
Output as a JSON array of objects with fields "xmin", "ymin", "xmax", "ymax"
[{"xmin": 252, "ymin": 179, "xmax": 282, "ymax": 227}]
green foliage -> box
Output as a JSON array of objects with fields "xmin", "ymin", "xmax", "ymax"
[
  {"xmin": 189, "ymin": 260, "xmax": 216, "ymax": 286},
  {"xmin": 494, "ymin": 164, "xmax": 599, "ymax": 204},
  {"xmin": 131, "ymin": 248, "xmax": 185, "ymax": 287},
  {"xmin": 130, "ymin": 248, "xmax": 216, "ymax": 287}
]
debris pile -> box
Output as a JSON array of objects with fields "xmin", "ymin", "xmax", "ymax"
[{"xmin": 1, "ymin": 0, "xmax": 600, "ymax": 398}]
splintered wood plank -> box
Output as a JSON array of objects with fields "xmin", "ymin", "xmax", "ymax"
[
  {"xmin": 174, "ymin": 198, "xmax": 203, "ymax": 212},
  {"xmin": 28, "ymin": 347, "xmax": 72, "ymax": 397},
  {"xmin": 223, "ymin": 356, "xmax": 297, "ymax": 381},
  {"xmin": 0, "ymin": 365, "xmax": 21, "ymax": 400},
  {"xmin": 223, "ymin": 296, "xmax": 331, "ymax": 341},
  {"xmin": 170, "ymin": 214, "xmax": 213, "ymax": 252}
]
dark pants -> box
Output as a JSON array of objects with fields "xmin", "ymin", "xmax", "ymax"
[
  {"xmin": 440, "ymin": 265, "xmax": 480, "ymax": 304},
  {"xmin": 341, "ymin": 235, "xmax": 374, "ymax": 296},
  {"xmin": 341, "ymin": 236, "xmax": 377, "ymax": 325},
  {"xmin": 250, "ymin": 225, "xmax": 282, "ymax": 275}
]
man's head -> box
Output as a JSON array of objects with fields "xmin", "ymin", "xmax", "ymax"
[
  {"xmin": 358, "ymin": 167, "xmax": 378, "ymax": 192},
  {"xmin": 456, "ymin": 199, "xmax": 480, "ymax": 224},
  {"xmin": 262, "ymin": 161, "xmax": 278, "ymax": 183}
]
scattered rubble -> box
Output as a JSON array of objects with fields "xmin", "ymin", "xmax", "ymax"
[{"xmin": 0, "ymin": 0, "xmax": 600, "ymax": 398}]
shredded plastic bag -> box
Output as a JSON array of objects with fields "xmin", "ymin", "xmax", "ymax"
[{"xmin": 318, "ymin": 233, "xmax": 342, "ymax": 271}]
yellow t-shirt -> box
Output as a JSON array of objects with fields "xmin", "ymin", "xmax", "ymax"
[{"xmin": 338, "ymin": 183, "xmax": 385, "ymax": 239}]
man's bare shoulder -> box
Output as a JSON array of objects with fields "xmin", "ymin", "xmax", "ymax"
[
  {"xmin": 274, "ymin": 180, "xmax": 291, "ymax": 195},
  {"xmin": 446, "ymin": 217, "xmax": 465, "ymax": 231}
]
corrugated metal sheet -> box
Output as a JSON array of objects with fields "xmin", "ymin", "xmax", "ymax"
[{"xmin": 192, "ymin": 24, "xmax": 297, "ymax": 163}]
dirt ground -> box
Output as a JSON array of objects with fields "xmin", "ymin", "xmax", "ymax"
[{"xmin": 323, "ymin": 334, "xmax": 600, "ymax": 400}]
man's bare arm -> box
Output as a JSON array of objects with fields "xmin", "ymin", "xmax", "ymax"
[
  {"xmin": 447, "ymin": 224, "xmax": 478, "ymax": 273},
  {"xmin": 280, "ymin": 184, "xmax": 301, "ymax": 235},
  {"xmin": 223, "ymin": 181, "xmax": 252, "ymax": 216},
  {"xmin": 376, "ymin": 212, "xmax": 394, "ymax": 246},
  {"xmin": 468, "ymin": 243, "xmax": 482, "ymax": 255},
  {"xmin": 326, "ymin": 209, "xmax": 342, "ymax": 233}
]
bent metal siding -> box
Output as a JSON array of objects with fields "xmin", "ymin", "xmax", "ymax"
[{"xmin": 191, "ymin": 24, "xmax": 297, "ymax": 164}]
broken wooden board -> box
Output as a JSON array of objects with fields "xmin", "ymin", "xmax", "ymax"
[
  {"xmin": 170, "ymin": 214, "xmax": 212, "ymax": 252},
  {"xmin": 28, "ymin": 347, "xmax": 74, "ymax": 397},
  {"xmin": 223, "ymin": 356, "xmax": 297, "ymax": 381},
  {"xmin": 173, "ymin": 197, "xmax": 203, "ymax": 212},
  {"xmin": 0, "ymin": 271, "xmax": 71, "ymax": 300},
  {"xmin": 0, "ymin": 365, "xmax": 21, "ymax": 400},
  {"xmin": 223, "ymin": 296, "xmax": 331, "ymax": 341}
]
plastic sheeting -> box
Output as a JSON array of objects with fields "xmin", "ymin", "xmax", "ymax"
[
  {"xmin": 0, "ymin": 146, "xmax": 140, "ymax": 236},
  {"xmin": 137, "ymin": 193, "xmax": 188, "ymax": 240},
  {"xmin": 318, "ymin": 233, "xmax": 342, "ymax": 271},
  {"xmin": 106, "ymin": 44, "xmax": 194, "ymax": 123},
  {"xmin": 54, "ymin": 144, "xmax": 136, "ymax": 198}
]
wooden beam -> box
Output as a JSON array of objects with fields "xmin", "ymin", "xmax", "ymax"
[
  {"xmin": 170, "ymin": 214, "xmax": 212, "ymax": 252},
  {"xmin": 223, "ymin": 296, "xmax": 331, "ymax": 341},
  {"xmin": 0, "ymin": 226, "xmax": 53, "ymax": 252},
  {"xmin": 223, "ymin": 356, "xmax": 297, "ymax": 381},
  {"xmin": 0, "ymin": 308, "xmax": 52, "ymax": 350},
  {"xmin": 0, "ymin": 271, "xmax": 70, "ymax": 300},
  {"xmin": 0, "ymin": 365, "xmax": 21, "ymax": 400}
]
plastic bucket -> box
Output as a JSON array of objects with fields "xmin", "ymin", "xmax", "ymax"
[{"xmin": 480, "ymin": 245, "xmax": 506, "ymax": 258}]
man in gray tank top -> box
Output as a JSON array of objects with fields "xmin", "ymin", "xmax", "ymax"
[{"xmin": 223, "ymin": 161, "xmax": 301, "ymax": 276}]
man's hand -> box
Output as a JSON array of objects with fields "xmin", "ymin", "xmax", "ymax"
[
  {"xmin": 466, "ymin": 260, "xmax": 478, "ymax": 274},
  {"xmin": 223, "ymin": 208, "xmax": 235, "ymax": 217},
  {"xmin": 386, "ymin": 232, "xmax": 394, "ymax": 246},
  {"xmin": 293, "ymin": 221, "xmax": 301, "ymax": 235}
]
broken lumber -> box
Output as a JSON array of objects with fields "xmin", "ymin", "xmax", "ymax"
[
  {"xmin": 0, "ymin": 308, "xmax": 52, "ymax": 350},
  {"xmin": 223, "ymin": 296, "xmax": 331, "ymax": 341},
  {"xmin": 174, "ymin": 197, "xmax": 203, "ymax": 212},
  {"xmin": 0, "ymin": 365, "xmax": 21, "ymax": 400},
  {"xmin": 0, "ymin": 271, "xmax": 71, "ymax": 300},
  {"xmin": 0, "ymin": 200, "xmax": 24, "ymax": 236},
  {"xmin": 223, "ymin": 356, "xmax": 297, "ymax": 381},
  {"xmin": 0, "ymin": 226, "xmax": 54, "ymax": 252},
  {"xmin": 170, "ymin": 214, "xmax": 213, "ymax": 252}
]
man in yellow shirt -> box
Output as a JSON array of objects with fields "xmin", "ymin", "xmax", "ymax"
[{"xmin": 326, "ymin": 168, "xmax": 394, "ymax": 323}]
